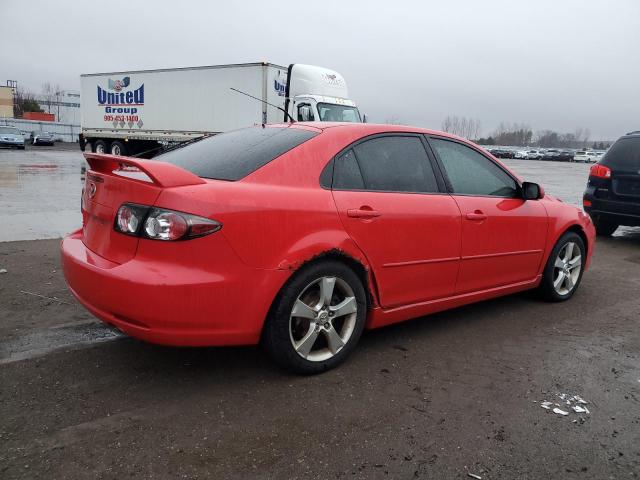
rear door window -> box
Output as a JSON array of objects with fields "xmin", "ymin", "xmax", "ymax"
[
  {"xmin": 333, "ymin": 149, "xmax": 365, "ymax": 190},
  {"xmin": 351, "ymin": 136, "xmax": 439, "ymax": 193},
  {"xmin": 601, "ymin": 137, "xmax": 640, "ymax": 171},
  {"xmin": 157, "ymin": 126, "xmax": 318, "ymax": 181}
]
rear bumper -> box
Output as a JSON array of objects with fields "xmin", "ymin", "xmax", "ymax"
[
  {"xmin": 61, "ymin": 229, "xmax": 289, "ymax": 346},
  {"xmin": 584, "ymin": 191, "xmax": 640, "ymax": 226}
]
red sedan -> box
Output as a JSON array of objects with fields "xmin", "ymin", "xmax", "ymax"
[{"xmin": 62, "ymin": 123, "xmax": 595, "ymax": 373}]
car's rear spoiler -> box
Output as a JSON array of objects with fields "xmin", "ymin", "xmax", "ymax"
[{"xmin": 84, "ymin": 153, "xmax": 205, "ymax": 188}]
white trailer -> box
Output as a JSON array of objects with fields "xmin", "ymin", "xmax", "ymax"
[{"xmin": 79, "ymin": 62, "xmax": 361, "ymax": 156}]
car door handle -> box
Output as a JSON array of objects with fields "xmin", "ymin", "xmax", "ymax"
[
  {"xmin": 466, "ymin": 211, "xmax": 487, "ymax": 221},
  {"xmin": 347, "ymin": 208, "xmax": 381, "ymax": 219}
]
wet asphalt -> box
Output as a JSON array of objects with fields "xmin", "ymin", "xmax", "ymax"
[{"xmin": 1, "ymin": 146, "xmax": 639, "ymax": 479}]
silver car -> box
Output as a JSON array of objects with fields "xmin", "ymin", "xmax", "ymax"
[
  {"xmin": 0, "ymin": 126, "xmax": 25, "ymax": 149},
  {"xmin": 31, "ymin": 131, "xmax": 55, "ymax": 146}
]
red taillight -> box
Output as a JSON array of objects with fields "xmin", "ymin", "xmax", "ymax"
[
  {"xmin": 114, "ymin": 203, "xmax": 221, "ymax": 240},
  {"xmin": 583, "ymin": 198, "xmax": 592, "ymax": 207},
  {"xmin": 144, "ymin": 211, "xmax": 189, "ymax": 241},
  {"xmin": 589, "ymin": 164, "xmax": 611, "ymax": 179}
]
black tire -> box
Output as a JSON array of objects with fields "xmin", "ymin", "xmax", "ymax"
[
  {"xmin": 593, "ymin": 218, "xmax": 618, "ymax": 236},
  {"xmin": 93, "ymin": 139, "xmax": 108, "ymax": 154},
  {"xmin": 539, "ymin": 231, "xmax": 586, "ymax": 302},
  {"xmin": 262, "ymin": 260, "xmax": 368, "ymax": 374},
  {"xmin": 18, "ymin": 145, "xmax": 25, "ymax": 150},
  {"xmin": 110, "ymin": 140, "xmax": 127, "ymax": 156}
]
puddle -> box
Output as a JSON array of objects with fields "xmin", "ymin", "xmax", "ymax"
[
  {"xmin": 0, "ymin": 321, "xmax": 123, "ymax": 364},
  {"xmin": 0, "ymin": 149, "xmax": 85, "ymax": 242}
]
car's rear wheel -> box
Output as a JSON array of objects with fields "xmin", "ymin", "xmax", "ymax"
[
  {"xmin": 94, "ymin": 140, "xmax": 108, "ymax": 154},
  {"xmin": 593, "ymin": 218, "xmax": 618, "ymax": 236},
  {"xmin": 539, "ymin": 232, "xmax": 585, "ymax": 302},
  {"xmin": 263, "ymin": 260, "xmax": 367, "ymax": 374}
]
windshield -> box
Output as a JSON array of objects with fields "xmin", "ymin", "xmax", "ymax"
[
  {"xmin": 317, "ymin": 103, "xmax": 361, "ymax": 123},
  {"xmin": 0, "ymin": 127, "xmax": 20, "ymax": 135}
]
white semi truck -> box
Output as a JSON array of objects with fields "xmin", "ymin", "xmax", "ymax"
[{"xmin": 79, "ymin": 62, "xmax": 362, "ymax": 156}]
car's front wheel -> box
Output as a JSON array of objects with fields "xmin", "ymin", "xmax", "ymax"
[
  {"xmin": 263, "ymin": 260, "xmax": 367, "ymax": 374},
  {"xmin": 539, "ymin": 232, "xmax": 586, "ymax": 302}
]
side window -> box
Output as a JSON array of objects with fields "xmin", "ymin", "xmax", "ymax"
[
  {"xmin": 333, "ymin": 149, "xmax": 364, "ymax": 190},
  {"xmin": 297, "ymin": 104, "xmax": 314, "ymax": 122},
  {"xmin": 430, "ymin": 138, "xmax": 518, "ymax": 197},
  {"xmin": 352, "ymin": 136, "xmax": 439, "ymax": 193}
]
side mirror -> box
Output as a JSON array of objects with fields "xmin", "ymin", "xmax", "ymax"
[{"xmin": 522, "ymin": 181, "xmax": 544, "ymax": 200}]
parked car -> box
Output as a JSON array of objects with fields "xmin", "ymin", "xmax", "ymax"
[
  {"xmin": 62, "ymin": 123, "xmax": 595, "ymax": 373},
  {"xmin": 514, "ymin": 150, "xmax": 529, "ymax": 159},
  {"xmin": 543, "ymin": 149, "xmax": 561, "ymax": 160},
  {"xmin": 0, "ymin": 126, "xmax": 26, "ymax": 149},
  {"xmin": 589, "ymin": 151, "xmax": 604, "ymax": 162},
  {"xmin": 558, "ymin": 150, "xmax": 575, "ymax": 162},
  {"xmin": 583, "ymin": 130, "xmax": 640, "ymax": 236},
  {"xmin": 31, "ymin": 131, "xmax": 55, "ymax": 146},
  {"xmin": 574, "ymin": 150, "xmax": 603, "ymax": 163},
  {"xmin": 526, "ymin": 149, "xmax": 544, "ymax": 160},
  {"xmin": 489, "ymin": 148, "xmax": 514, "ymax": 159},
  {"xmin": 573, "ymin": 150, "xmax": 592, "ymax": 163}
]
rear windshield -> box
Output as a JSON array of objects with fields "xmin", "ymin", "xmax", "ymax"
[
  {"xmin": 601, "ymin": 137, "xmax": 640, "ymax": 171},
  {"xmin": 0, "ymin": 127, "xmax": 20, "ymax": 134},
  {"xmin": 157, "ymin": 126, "xmax": 319, "ymax": 181}
]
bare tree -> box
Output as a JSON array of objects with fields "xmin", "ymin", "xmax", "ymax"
[
  {"xmin": 441, "ymin": 115, "xmax": 481, "ymax": 139},
  {"xmin": 41, "ymin": 83, "xmax": 64, "ymax": 120},
  {"xmin": 13, "ymin": 88, "xmax": 43, "ymax": 117},
  {"xmin": 53, "ymin": 85, "xmax": 64, "ymax": 121},
  {"xmin": 41, "ymin": 82, "xmax": 54, "ymax": 114}
]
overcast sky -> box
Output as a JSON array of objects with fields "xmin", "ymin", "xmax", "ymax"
[{"xmin": 1, "ymin": 0, "xmax": 638, "ymax": 139}]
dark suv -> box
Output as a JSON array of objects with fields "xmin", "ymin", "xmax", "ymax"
[{"xmin": 583, "ymin": 131, "xmax": 640, "ymax": 235}]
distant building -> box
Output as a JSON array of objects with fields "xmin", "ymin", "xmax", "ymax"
[
  {"xmin": 0, "ymin": 84, "xmax": 81, "ymax": 142},
  {"xmin": 0, "ymin": 86, "xmax": 14, "ymax": 118}
]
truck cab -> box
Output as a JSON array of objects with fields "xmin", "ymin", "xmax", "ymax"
[{"xmin": 285, "ymin": 64, "xmax": 362, "ymax": 123}]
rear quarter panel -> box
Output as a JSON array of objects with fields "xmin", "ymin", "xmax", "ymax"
[{"xmin": 153, "ymin": 132, "xmax": 371, "ymax": 272}]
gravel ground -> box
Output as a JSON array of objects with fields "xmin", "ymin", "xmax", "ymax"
[{"xmin": 1, "ymin": 233, "xmax": 639, "ymax": 479}]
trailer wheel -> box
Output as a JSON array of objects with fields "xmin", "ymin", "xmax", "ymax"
[
  {"xmin": 94, "ymin": 140, "xmax": 108, "ymax": 154},
  {"xmin": 110, "ymin": 141, "xmax": 127, "ymax": 156}
]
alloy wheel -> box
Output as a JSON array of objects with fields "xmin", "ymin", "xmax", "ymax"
[
  {"xmin": 289, "ymin": 276, "xmax": 358, "ymax": 362},
  {"xmin": 552, "ymin": 241, "xmax": 582, "ymax": 295}
]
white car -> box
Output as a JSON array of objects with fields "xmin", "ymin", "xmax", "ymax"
[
  {"xmin": 574, "ymin": 150, "xmax": 599, "ymax": 163},
  {"xmin": 526, "ymin": 149, "xmax": 544, "ymax": 160},
  {"xmin": 514, "ymin": 150, "xmax": 529, "ymax": 159}
]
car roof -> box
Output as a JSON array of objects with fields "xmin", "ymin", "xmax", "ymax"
[
  {"xmin": 621, "ymin": 131, "xmax": 640, "ymax": 140},
  {"xmin": 273, "ymin": 122, "xmax": 464, "ymax": 141}
]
